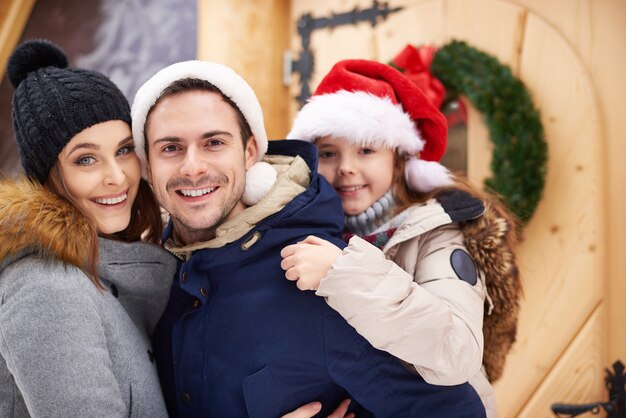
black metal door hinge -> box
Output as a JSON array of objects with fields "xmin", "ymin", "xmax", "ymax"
[
  {"xmin": 285, "ymin": 0, "xmax": 403, "ymax": 106},
  {"xmin": 551, "ymin": 360, "xmax": 625, "ymax": 417}
]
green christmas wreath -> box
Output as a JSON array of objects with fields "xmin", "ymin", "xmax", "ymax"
[{"xmin": 391, "ymin": 40, "xmax": 547, "ymax": 224}]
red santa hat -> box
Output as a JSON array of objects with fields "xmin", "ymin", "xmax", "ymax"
[{"xmin": 287, "ymin": 59, "xmax": 452, "ymax": 193}]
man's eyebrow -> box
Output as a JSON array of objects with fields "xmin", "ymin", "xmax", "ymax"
[
  {"xmin": 201, "ymin": 130, "xmax": 233, "ymax": 139},
  {"xmin": 152, "ymin": 131, "xmax": 234, "ymax": 146}
]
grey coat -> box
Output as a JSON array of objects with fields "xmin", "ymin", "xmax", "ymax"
[{"xmin": 0, "ymin": 178, "xmax": 177, "ymax": 417}]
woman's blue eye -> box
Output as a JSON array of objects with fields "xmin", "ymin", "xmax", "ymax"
[{"xmin": 75, "ymin": 156, "xmax": 95, "ymax": 166}]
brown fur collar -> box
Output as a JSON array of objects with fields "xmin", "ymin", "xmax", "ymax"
[
  {"xmin": 0, "ymin": 177, "xmax": 93, "ymax": 271},
  {"xmin": 461, "ymin": 194, "xmax": 522, "ymax": 382}
]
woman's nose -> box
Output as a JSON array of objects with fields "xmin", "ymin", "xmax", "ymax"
[{"xmin": 104, "ymin": 161, "xmax": 125, "ymax": 185}]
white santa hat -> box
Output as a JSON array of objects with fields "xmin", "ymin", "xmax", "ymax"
[
  {"xmin": 131, "ymin": 61, "xmax": 276, "ymax": 205},
  {"xmin": 288, "ymin": 59, "xmax": 452, "ymax": 193}
]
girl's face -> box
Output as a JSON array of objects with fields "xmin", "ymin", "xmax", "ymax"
[
  {"xmin": 316, "ymin": 135, "xmax": 396, "ymax": 216},
  {"xmin": 57, "ymin": 120, "xmax": 141, "ymax": 235}
]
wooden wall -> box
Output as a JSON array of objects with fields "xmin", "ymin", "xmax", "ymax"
[
  {"xmin": 0, "ymin": 0, "xmax": 35, "ymax": 81},
  {"xmin": 197, "ymin": 0, "xmax": 290, "ymax": 140}
]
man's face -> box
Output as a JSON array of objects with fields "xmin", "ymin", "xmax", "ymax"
[{"xmin": 145, "ymin": 90, "xmax": 258, "ymax": 245}]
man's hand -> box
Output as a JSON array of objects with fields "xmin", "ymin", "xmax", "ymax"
[
  {"xmin": 281, "ymin": 399, "xmax": 354, "ymax": 418},
  {"xmin": 280, "ymin": 236, "xmax": 343, "ymax": 291}
]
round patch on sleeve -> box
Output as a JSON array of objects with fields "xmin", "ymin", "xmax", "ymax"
[{"xmin": 450, "ymin": 249, "xmax": 478, "ymax": 285}]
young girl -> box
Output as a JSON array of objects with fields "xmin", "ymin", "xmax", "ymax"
[{"xmin": 282, "ymin": 59, "xmax": 520, "ymax": 418}]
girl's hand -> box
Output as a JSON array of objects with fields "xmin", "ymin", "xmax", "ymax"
[
  {"xmin": 281, "ymin": 399, "xmax": 354, "ymax": 418},
  {"xmin": 280, "ymin": 235, "xmax": 343, "ymax": 291}
]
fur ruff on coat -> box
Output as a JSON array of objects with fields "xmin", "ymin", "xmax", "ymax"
[
  {"xmin": 458, "ymin": 192, "xmax": 521, "ymax": 382},
  {"xmin": 0, "ymin": 177, "xmax": 94, "ymax": 271}
]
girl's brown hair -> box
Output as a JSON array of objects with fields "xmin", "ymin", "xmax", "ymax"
[
  {"xmin": 391, "ymin": 153, "xmax": 520, "ymax": 236},
  {"xmin": 45, "ymin": 163, "xmax": 163, "ymax": 289}
]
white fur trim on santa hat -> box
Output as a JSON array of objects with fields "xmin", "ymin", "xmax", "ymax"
[
  {"xmin": 131, "ymin": 60, "xmax": 268, "ymax": 174},
  {"xmin": 287, "ymin": 90, "xmax": 424, "ymax": 154},
  {"xmin": 404, "ymin": 156, "xmax": 453, "ymax": 193}
]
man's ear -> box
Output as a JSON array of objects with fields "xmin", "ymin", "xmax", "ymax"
[{"xmin": 245, "ymin": 135, "xmax": 259, "ymax": 169}]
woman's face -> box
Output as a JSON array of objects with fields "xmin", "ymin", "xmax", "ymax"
[
  {"xmin": 316, "ymin": 135, "xmax": 396, "ymax": 216},
  {"xmin": 57, "ymin": 120, "xmax": 141, "ymax": 235}
]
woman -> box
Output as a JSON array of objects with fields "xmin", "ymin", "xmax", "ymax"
[{"xmin": 0, "ymin": 39, "xmax": 176, "ymax": 417}]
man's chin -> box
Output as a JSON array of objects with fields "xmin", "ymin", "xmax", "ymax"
[{"xmin": 170, "ymin": 212, "xmax": 223, "ymax": 241}]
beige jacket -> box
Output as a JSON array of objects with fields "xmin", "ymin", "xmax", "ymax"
[{"xmin": 316, "ymin": 198, "xmax": 497, "ymax": 417}]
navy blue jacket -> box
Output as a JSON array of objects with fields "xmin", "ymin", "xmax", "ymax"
[{"xmin": 153, "ymin": 140, "xmax": 486, "ymax": 418}]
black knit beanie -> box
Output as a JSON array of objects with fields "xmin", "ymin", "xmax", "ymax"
[{"xmin": 7, "ymin": 39, "xmax": 132, "ymax": 183}]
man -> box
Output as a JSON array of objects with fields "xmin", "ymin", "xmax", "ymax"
[{"xmin": 131, "ymin": 60, "xmax": 486, "ymax": 418}]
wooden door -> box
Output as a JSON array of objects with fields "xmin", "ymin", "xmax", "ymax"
[{"xmin": 287, "ymin": 0, "xmax": 607, "ymax": 416}]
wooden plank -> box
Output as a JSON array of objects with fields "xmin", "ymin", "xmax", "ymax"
[
  {"xmin": 443, "ymin": 0, "xmax": 527, "ymax": 185},
  {"xmin": 445, "ymin": 0, "xmax": 527, "ymax": 72},
  {"xmin": 197, "ymin": 0, "xmax": 290, "ymax": 140},
  {"xmin": 503, "ymin": 0, "xmax": 593, "ymax": 64},
  {"xmin": 374, "ymin": 0, "xmax": 445, "ymax": 62},
  {"xmin": 464, "ymin": 99, "xmax": 492, "ymax": 187},
  {"xmin": 517, "ymin": 303, "xmax": 607, "ymax": 418},
  {"xmin": 0, "ymin": 0, "xmax": 36, "ymax": 81},
  {"xmin": 493, "ymin": 12, "xmax": 605, "ymax": 418},
  {"xmin": 585, "ymin": 0, "xmax": 626, "ymax": 371}
]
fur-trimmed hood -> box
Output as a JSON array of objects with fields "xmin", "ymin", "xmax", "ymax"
[{"xmin": 0, "ymin": 177, "xmax": 94, "ymax": 273}]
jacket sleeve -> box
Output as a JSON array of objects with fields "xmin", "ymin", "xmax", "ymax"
[
  {"xmin": 0, "ymin": 259, "xmax": 127, "ymax": 417},
  {"xmin": 316, "ymin": 226, "xmax": 485, "ymax": 386},
  {"xmin": 322, "ymin": 310, "xmax": 486, "ymax": 418}
]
